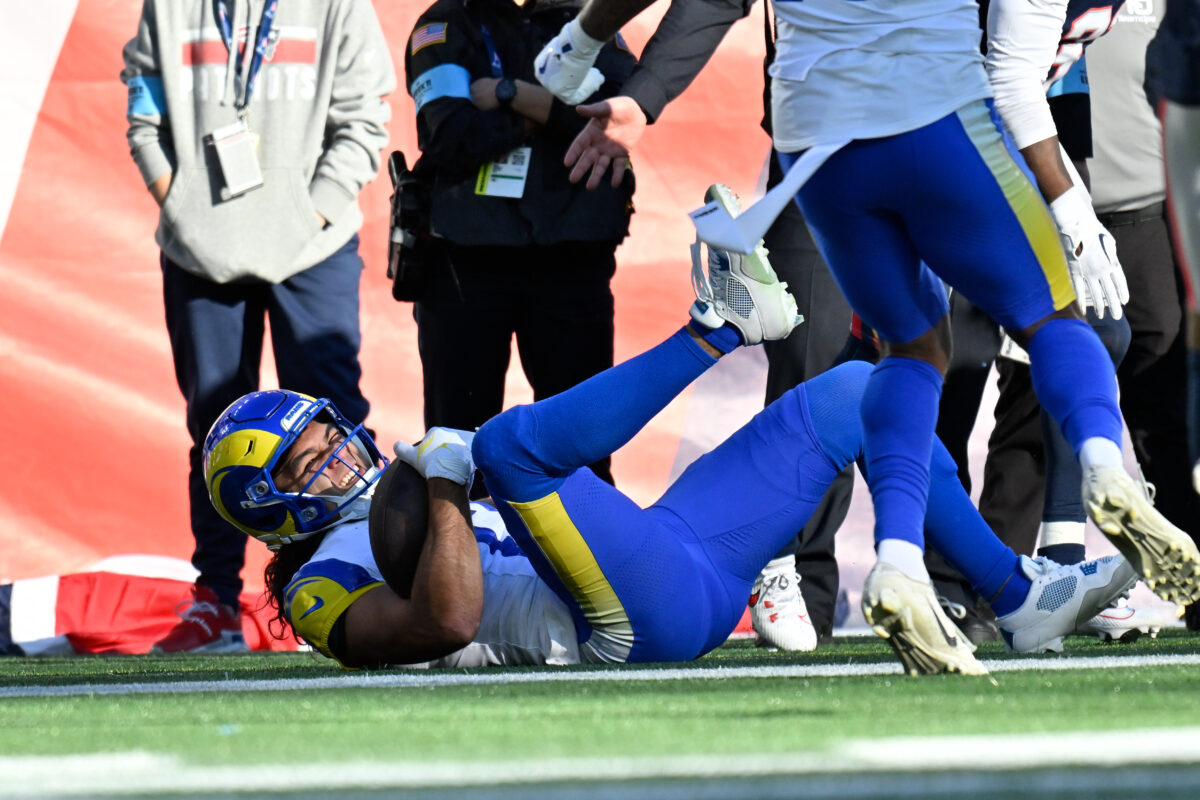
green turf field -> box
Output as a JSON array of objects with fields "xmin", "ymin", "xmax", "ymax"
[{"xmin": 3, "ymin": 631, "xmax": 1200, "ymax": 798}]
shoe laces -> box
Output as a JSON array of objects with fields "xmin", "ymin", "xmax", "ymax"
[
  {"xmin": 760, "ymin": 572, "xmax": 802, "ymax": 608},
  {"xmin": 172, "ymin": 597, "xmax": 221, "ymax": 636},
  {"xmin": 936, "ymin": 595, "xmax": 967, "ymax": 620}
]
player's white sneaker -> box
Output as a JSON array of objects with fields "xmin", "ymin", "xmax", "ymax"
[
  {"xmin": 1082, "ymin": 465, "xmax": 1200, "ymax": 604},
  {"xmin": 861, "ymin": 562, "xmax": 989, "ymax": 677},
  {"xmin": 995, "ymin": 555, "xmax": 1138, "ymax": 653},
  {"xmin": 689, "ymin": 184, "xmax": 803, "ymax": 345},
  {"xmin": 1074, "ymin": 598, "xmax": 1163, "ymax": 643},
  {"xmin": 749, "ymin": 558, "xmax": 817, "ymax": 652}
]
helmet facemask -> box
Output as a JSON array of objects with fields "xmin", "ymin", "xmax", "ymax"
[
  {"xmin": 205, "ymin": 391, "xmax": 387, "ymax": 550},
  {"xmin": 264, "ymin": 412, "xmax": 384, "ymax": 541}
]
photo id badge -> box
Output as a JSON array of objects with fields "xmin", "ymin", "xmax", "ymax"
[
  {"xmin": 474, "ymin": 146, "xmax": 531, "ymax": 199},
  {"xmin": 207, "ymin": 119, "xmax": 264, "ymax": 200}
]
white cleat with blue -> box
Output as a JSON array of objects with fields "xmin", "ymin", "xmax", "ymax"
[
  {"xmin": 689, "ymin": 184, "xmax": 803, "ymax": 345},
  {"xmin": 996, "ymin": 554, "xmax": 1138, "ymax": 654}
]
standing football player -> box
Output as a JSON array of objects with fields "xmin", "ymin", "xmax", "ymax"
[{"xmin": 533, "ymin": 0, "xmax": 1200, "ymax": 671}]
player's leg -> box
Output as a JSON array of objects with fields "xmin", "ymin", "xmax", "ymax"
[
  {"xmin": 921, "ymin": 436, "xmax": 1138, "ymax": 654},
  {"xmin": 1034, "ymin": 311, "xmax": 1127, "ymax": 553},
  {"xmin": 900, "ymin": 99, "xmax": 1200, "ymax": 604},
  {"xmin": 785, "ymin": 142, "xmax": 950, "ymax": 571},
  {"xmin": 786, "ymin": 142, "xmax": 986, "ymax": 674},
  {"xmin": 475, "ymin": 227, "xmax": 802, "ymax": 662},
  {"xmin": 473, "ymin": 325, "xmax": 733, "ymax": 663}
]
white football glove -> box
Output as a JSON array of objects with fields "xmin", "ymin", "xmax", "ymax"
[
  {"xmin": 1049, "ymin": 186, "xmax": 1129, "ymax": 320},
  {"xmin": 393, "ymin": 427, "xmax": 476, "ymax": 486},
  {"xmin": 534, "ymin": 19, "xmax": 605, "ymax": 105}
]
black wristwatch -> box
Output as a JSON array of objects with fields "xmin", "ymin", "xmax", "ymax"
[{"xmin": 494, "ymin": 78, "xmax": 517, "ymax": 108}]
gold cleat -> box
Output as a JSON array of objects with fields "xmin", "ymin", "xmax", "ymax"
[
  {"xmin": 1083, "ymin": 466, "xmax": 1200, "ymax": 605},
  {"xmin": 862, "ymin": 562, "xmax": 992, "ymax": 680}
]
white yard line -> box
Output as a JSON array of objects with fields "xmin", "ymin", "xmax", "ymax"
[
  {"xmin": 2, "ymin": 728, "xmax": 1199, "ymax": 796},
  {"xmin": 2, "ymin": 652, "xmax": 1198, "ymax": 699}
]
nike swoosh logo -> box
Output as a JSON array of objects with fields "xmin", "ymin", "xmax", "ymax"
[
  {"xmin": 929, "ymin": 600, "xmax": 959, "ymax": 648},
  {"xmin": 300, "ymin": 596, "xmax": 325, "ymax": 620}
]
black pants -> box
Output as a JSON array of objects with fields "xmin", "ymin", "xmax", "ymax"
[
  {"xmin": 415, "ymin": 240, "xmax": 618, "ymax": 489},
  {"xmin": 761, "ymin": 152, "xmax": 856, "ymax": 639},
  {"xmin": 1109, "ymin": 205, "xmax": 1200, "ymax": 546}
]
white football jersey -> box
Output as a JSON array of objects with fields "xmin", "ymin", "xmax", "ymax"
[
  {"xmin": 305, "ymin": 503, "xmax": 582, "ymax": 667},
  {"xmin": 769, "ymin": 0, "xmax": 992, "ymax": 151}
]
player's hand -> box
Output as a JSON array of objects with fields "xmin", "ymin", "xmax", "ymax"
[
  {"xmin": 565, "ymin": 96, "xmax": 646, "ymax": 189},
  {"xmin": 393, "ymin": 428, "xmax": 476, "ymax": 486},
  {"xmin": 1049, "ymin": 186, "xmax": 1129, "ymax": 320},
  {"xmin": 535, "ymin": 19, "xmax": 605, "ymax": 105}
]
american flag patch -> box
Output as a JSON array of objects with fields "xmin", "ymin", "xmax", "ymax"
[{"xmin": 411, "ymin": 23, "xmax": 447, "ymax": 55}]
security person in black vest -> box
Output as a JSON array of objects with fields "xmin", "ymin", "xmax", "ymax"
[{"xmin": 404, "ymin": 0, "xmax": 636, "ymax": 488}]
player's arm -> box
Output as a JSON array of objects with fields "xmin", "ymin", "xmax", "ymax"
[
  {"xmin": 985, "ymin": 0, "xmax": 1074, "ymax": 199},
  {"xmin": 986, "ymin": 0, "xmax": 1128, "ymax": 318},
  {"xmin": 340, "ymin": 477, "xmax": 482, "ymax": 667}
]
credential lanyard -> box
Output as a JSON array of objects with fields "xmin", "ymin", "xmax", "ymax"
[
  {"xmin": 214, "ymin": 0, "xmax": 279, "ymax": 113},
  {"xmin": 478, "ymin": 24, "xmax": 504, "ymax": 79}
]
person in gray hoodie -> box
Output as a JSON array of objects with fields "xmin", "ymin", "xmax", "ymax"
[{"xmin": 121, "ymin": 0, "xmax": 396, "ymax": 653}]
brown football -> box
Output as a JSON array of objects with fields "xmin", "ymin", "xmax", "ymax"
[{"xmin": 368, "ymin": 459, "xmax": 429, "ymax": 599}]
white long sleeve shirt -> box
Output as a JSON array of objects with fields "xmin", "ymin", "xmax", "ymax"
[{"xmin": 985, "ymin": 0, "xmax": 1124, "ymax": 150}]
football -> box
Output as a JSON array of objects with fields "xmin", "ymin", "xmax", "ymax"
[{"xmin": 368, "ymin": 459, "xmax": 429, "ymax": 599}]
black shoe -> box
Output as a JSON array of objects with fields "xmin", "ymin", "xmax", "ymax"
[{"xmin": 934, "ymin": 583, "xmax": 1001, "ymax": 644}]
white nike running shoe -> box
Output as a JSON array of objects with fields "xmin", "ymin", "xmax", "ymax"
[
  {"xmin": 749, "ymin": 558, "xmax": 818, "ymax": 652},
  {"xmin": 689, "ymin": 184, "xmax": 803, "ymax": 345},
  {"xmin": 861, "ymin": 562, "xmax": 989, "ymax": 677},
  {"xmin": 1074, "ymin": 599, "xmax": 1163, "ymax": 643},
  {"xmin": 995, "ymin": 554, "xmax": 1138, "ymax": 653},
  {"xmin": 1082, "ymin": 465, "xmax": 1200, "ymax": 604}
]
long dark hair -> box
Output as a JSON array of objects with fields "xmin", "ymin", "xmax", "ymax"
[{"xmin": 261, "ymin": 532, "xmax": 327, "ymax": 640}]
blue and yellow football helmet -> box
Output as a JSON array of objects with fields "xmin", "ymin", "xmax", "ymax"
[{"xmin": 203, "ymin": 390, "xmax": 387, "ymax": 549}]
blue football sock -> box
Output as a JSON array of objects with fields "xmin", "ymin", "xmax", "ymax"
[
  {"xmin": 921, "ymin": 439, "xmax": 1032, "ymax": 617},
  {"xmin": 1027, "ymin": 318, "xmax": 1123, "ymax": 452},
  {"xmin": 686, "ymin": 318, "xmax": 742, "ymax": 354},
  {"xmin": 860, "ymin": 357, "xmax": 943, "ymax": 549}
]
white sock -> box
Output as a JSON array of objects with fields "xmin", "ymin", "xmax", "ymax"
[
  {"xmin": 1040, "ymin": 520, "xmax": 1086, "ymax": 548},
  {"xmin": 1079, "ymin": 436, "xmax": 1123, "ymax": 472},
  {"xmin": 876, "ymin": 539, "xmax": 930, "ymax": 582}
]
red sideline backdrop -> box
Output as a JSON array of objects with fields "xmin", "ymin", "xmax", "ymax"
[{"xmin": 0, "ymin": 3, "xmax": 771, "ymax": 618}]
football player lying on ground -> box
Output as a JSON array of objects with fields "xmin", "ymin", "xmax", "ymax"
[{"xmin": 204, "ymin": 197, "xmax": 1138, "ymax": 676}]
